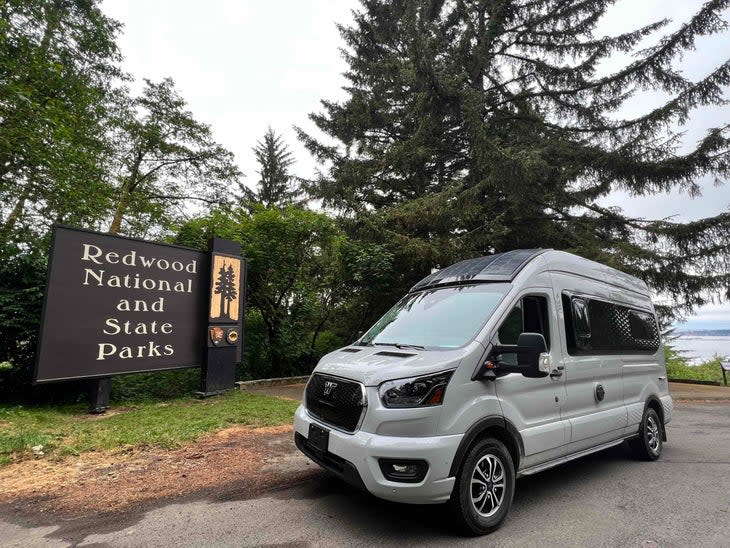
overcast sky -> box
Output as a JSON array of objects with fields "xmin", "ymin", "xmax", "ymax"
[{"xmin": 102, "ymin": 0, "xmax": 730, "ymax": 330}]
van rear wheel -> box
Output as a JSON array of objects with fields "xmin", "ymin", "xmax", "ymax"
[
  {"xmin": 448, "ymin": 438, "xmax": 515, "ymax": 536},
  {"xmin": 629, "ymin": 407, "xmax": 663, "ymax": 461}
]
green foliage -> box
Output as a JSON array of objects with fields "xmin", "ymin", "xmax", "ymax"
[
  {"xmin": 109, "ymin": 368, "xmax": 201, "ymax": 401},
  {"xmin": 664, "ymin": 346, "xmax": 727, "ymax": 384},
  {"xmin": 0, "ymin": 3, "xmax": 241, "ymax": 243},
  {"xmin": 0, "ymin": 391, "xmax": 298, "ymax": 464},
  {"xmin": 0, "ymin": 245, "xmax": 46, "ymax": 400},
  {"xmin": 177, "ymin": 206, "xmax": 393, "ymax": 377},
  {"xmin": 299, "ymin": 0, "xmax": 730, "ymax": 315},
  {"xmin": 0, "ymin": 0, "xmax": 123, "ymax": 245},
  {"xmin": 107, "ymin": 78, "xmax": 242, "ymax": 236}
]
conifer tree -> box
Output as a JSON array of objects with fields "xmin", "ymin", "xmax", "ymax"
[
  {"xmin": 245, "ymin": 127, "xmax": 300, "ymax": 208},
  {"xmin": 299, "ymin": 0, "xmax": 730, "ymax": 314}
]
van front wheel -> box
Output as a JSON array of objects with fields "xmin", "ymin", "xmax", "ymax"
[
  {"xmin": 448, "ymin": 438, "xmax": 515, "ymax": 536},
  {"xmin": 629, "ymin": 407, "xmax": 663, "ymax": 461}
]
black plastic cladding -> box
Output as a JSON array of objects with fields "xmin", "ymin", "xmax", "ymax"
[
  {"xmin": 306, "ymin": 374, "xmax": 364, "ymax": 432},
  {"xmin": 410, "ymin": 249, "xmax": 548, "ymax": 292}
]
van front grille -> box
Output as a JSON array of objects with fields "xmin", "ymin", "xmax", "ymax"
[{"xmin": 305, "ymin": 374, "xmax": 366, "ymax": 432}]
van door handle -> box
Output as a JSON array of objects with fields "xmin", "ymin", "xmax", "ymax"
[{"xmin": 550, "ymin": 366, "xmax": 564, "ymax": 379}]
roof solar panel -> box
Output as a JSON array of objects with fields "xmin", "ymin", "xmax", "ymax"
[{"xmin": 410, "ymin": 249, "xmax": 547, "ymax": 292}]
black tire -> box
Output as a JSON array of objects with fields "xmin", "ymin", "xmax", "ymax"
[
  {"xmin": 629, "ymin": 407, "xmax": 663, "ymax": 461},
  {"xmin": 448, "ymin": 438, "xmax": 515, "ymax": 536}
]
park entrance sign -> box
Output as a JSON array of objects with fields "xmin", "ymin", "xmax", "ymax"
[{"xmin": 34, "ymin": 227, "xmax": 244, "ymax": 399}]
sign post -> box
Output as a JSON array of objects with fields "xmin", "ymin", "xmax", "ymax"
[
  {"xmin": 199, "ymin": 237, "xmax": 246, "ymax": 396},
  {"xmin": 721, "ymin": 361, "xmax": 730, "ymax": 387},
  {"xmin": 89, "ymin": 378, "xmax": 112, "ymax": 414},
  {"xmin": 34, "ymin": 226, "xmax": 245, "ymax": 411}
]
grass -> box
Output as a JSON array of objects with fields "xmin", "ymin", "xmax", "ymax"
[
  {"xmin": 0, "ymin": 391, "xmax": 299, "ymax": 466},
  {"xmin": 664, "ymin": 347, "xmax": 727, "ymax": 384}
]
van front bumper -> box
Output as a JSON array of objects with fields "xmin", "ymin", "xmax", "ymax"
[{"xmin": 294, "ymin": 404, "xmax": 460, "ymax": 504}]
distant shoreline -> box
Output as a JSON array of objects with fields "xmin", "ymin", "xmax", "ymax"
[{"xmin": 675, "ymin": 329, "xmax": 730, "ymax": 337}]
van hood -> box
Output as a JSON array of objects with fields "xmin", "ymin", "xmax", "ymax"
[{"xmin": 313, "ymin": 344, "xmax": 477, "ymax": 386}]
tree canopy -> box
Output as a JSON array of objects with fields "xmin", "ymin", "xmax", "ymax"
[
  {"xmin": 0, "ymin": 0, "xmax": 122, "ymax": 244},
  {"xmin": 108, "ymin": 78, "xmax": 241, "ymax": 236},
  {"xmin": 299, "ymin": 0, "xmax": 730, "ymax": 314},
  {"xmin": 176, "ymin": 207, "xmax": 393, "ymax": 377}
]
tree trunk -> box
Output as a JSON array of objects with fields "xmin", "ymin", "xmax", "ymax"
[
  {"xmin": 108, "ymin": 189, "xmax": 129, "ymax": 235},
  {"xmin": 109, "ymin": 150, "xmax": 143, "ymax": 235},
  {"xmin": 263, "ymin": 316, "xmax": 283, "ymax": 378},
  {"xmin": 310, "ymin": 313, "xmax": 330, "ymax": 352},
  {"xmin": 0, "ymin": 187, "xmax": 31, "ymax": 244}
]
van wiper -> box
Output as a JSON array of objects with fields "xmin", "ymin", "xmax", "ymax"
[{"xmin": 373, "ymin": 342, "xmax": 426, "ymax": 350}]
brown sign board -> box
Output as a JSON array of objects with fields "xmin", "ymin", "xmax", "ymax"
[{"xmin": 34, "ymin": 226, "xmax": 208, "ymax": 383}]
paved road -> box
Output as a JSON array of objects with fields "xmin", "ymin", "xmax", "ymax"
[{"xmin": 2, "ymin": 403, "xmax": 729, "ymax": 547}]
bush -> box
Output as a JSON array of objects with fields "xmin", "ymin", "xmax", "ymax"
[
  {"xmin": 110, "ymin": 368, "xmax": 201, "ymax": 401},
  {"xmin": 0, "ymin": 246, "xmax": 47, "ymax": 402},
  {"xmin": 664, "ymin": 346, "xmax": 727, "ymax": 384}
]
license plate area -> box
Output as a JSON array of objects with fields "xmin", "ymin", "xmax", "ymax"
[{"xmin": 308, "ymin": 423, "xmax": 330, "ymax": 453}]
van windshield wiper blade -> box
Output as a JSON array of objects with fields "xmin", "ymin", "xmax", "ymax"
[{"xmin": 373, "ymin": 342, "xmax": 426, "ymax": 350}]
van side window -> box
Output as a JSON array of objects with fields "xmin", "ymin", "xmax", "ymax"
[
  {"xmin": 562, "ymin": 293, "xmax": 660, "ymax": 355},
  {"xmin": 497, "ymin": 296, "xmax": 550, "ymax": 350},
  {"xmin": 586, "ymin": 299, "xmax": 616, "ymax": 352},
  {"xmin": 627, "ymin": 310, "xmax": 660, "ymax": 352},
  {"xmin": 498, "ymin": 303, "xmax": 522, "ymax": 345}
]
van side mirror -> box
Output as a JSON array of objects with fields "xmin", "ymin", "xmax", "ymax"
[
  {"xmin": 516, "ymin": 333, "xmax": 550, "ymax": 378},
  {"xmin": 479, "ymin": 332, "xmax": 550, "ymax": 380}
]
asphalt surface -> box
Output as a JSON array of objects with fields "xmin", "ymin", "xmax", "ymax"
[{"xmin": 2, "ymin": 402, "xmax": 729, "ymax": 547}]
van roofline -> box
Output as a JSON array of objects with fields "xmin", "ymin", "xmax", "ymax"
[{"xmin": 411, "ymin": 249, "xmax": 649, "ymax": 296}]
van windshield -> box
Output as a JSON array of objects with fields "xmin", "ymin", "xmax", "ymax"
[{"xmin": 360, "ymin": 284, "xmax": 510, "ymax": 350}]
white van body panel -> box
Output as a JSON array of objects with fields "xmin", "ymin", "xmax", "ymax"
[{"xmin": 295, "ymin": 250, "xmax": 672, "ymax": 504}]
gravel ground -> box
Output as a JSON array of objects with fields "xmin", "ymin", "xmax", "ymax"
[{"xmin": 1, "ymin": 401, "xmax": 728, "ymax": 547}]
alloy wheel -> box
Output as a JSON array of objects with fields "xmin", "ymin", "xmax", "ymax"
[
  {"xmin": 470, "ymin": 454, "xmax": 505, "ymax": 517},
  {"xmin": 647, "ymin": 415, "xmax": 661, "ymax": 453}
]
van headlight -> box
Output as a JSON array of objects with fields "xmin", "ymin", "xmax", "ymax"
[{"xmin": 379, "ymin": 371, "xmax": 454, "ymax": 408}]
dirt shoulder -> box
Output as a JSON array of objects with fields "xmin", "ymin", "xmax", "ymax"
[
  {"xmin": 669, "ymin": 381, "xmax": 730, "ymax": 402},
  {"xmin": 0, "ymin": 424, "xmax": 318, "ymax": 521}
]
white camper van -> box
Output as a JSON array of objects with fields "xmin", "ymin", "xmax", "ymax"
[{"xmin": 294, "ymin": 249, "xmax": 672, "ymax": 535}]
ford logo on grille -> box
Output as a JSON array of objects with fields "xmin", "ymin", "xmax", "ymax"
[{"xmin": 323, "ymin": 380, "xmax": 338, "ymax": 396}]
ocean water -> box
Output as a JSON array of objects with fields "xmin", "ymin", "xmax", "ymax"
[{"xmin": 671, "ymin": 335, "xmax": 730, "ymax": 364}]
